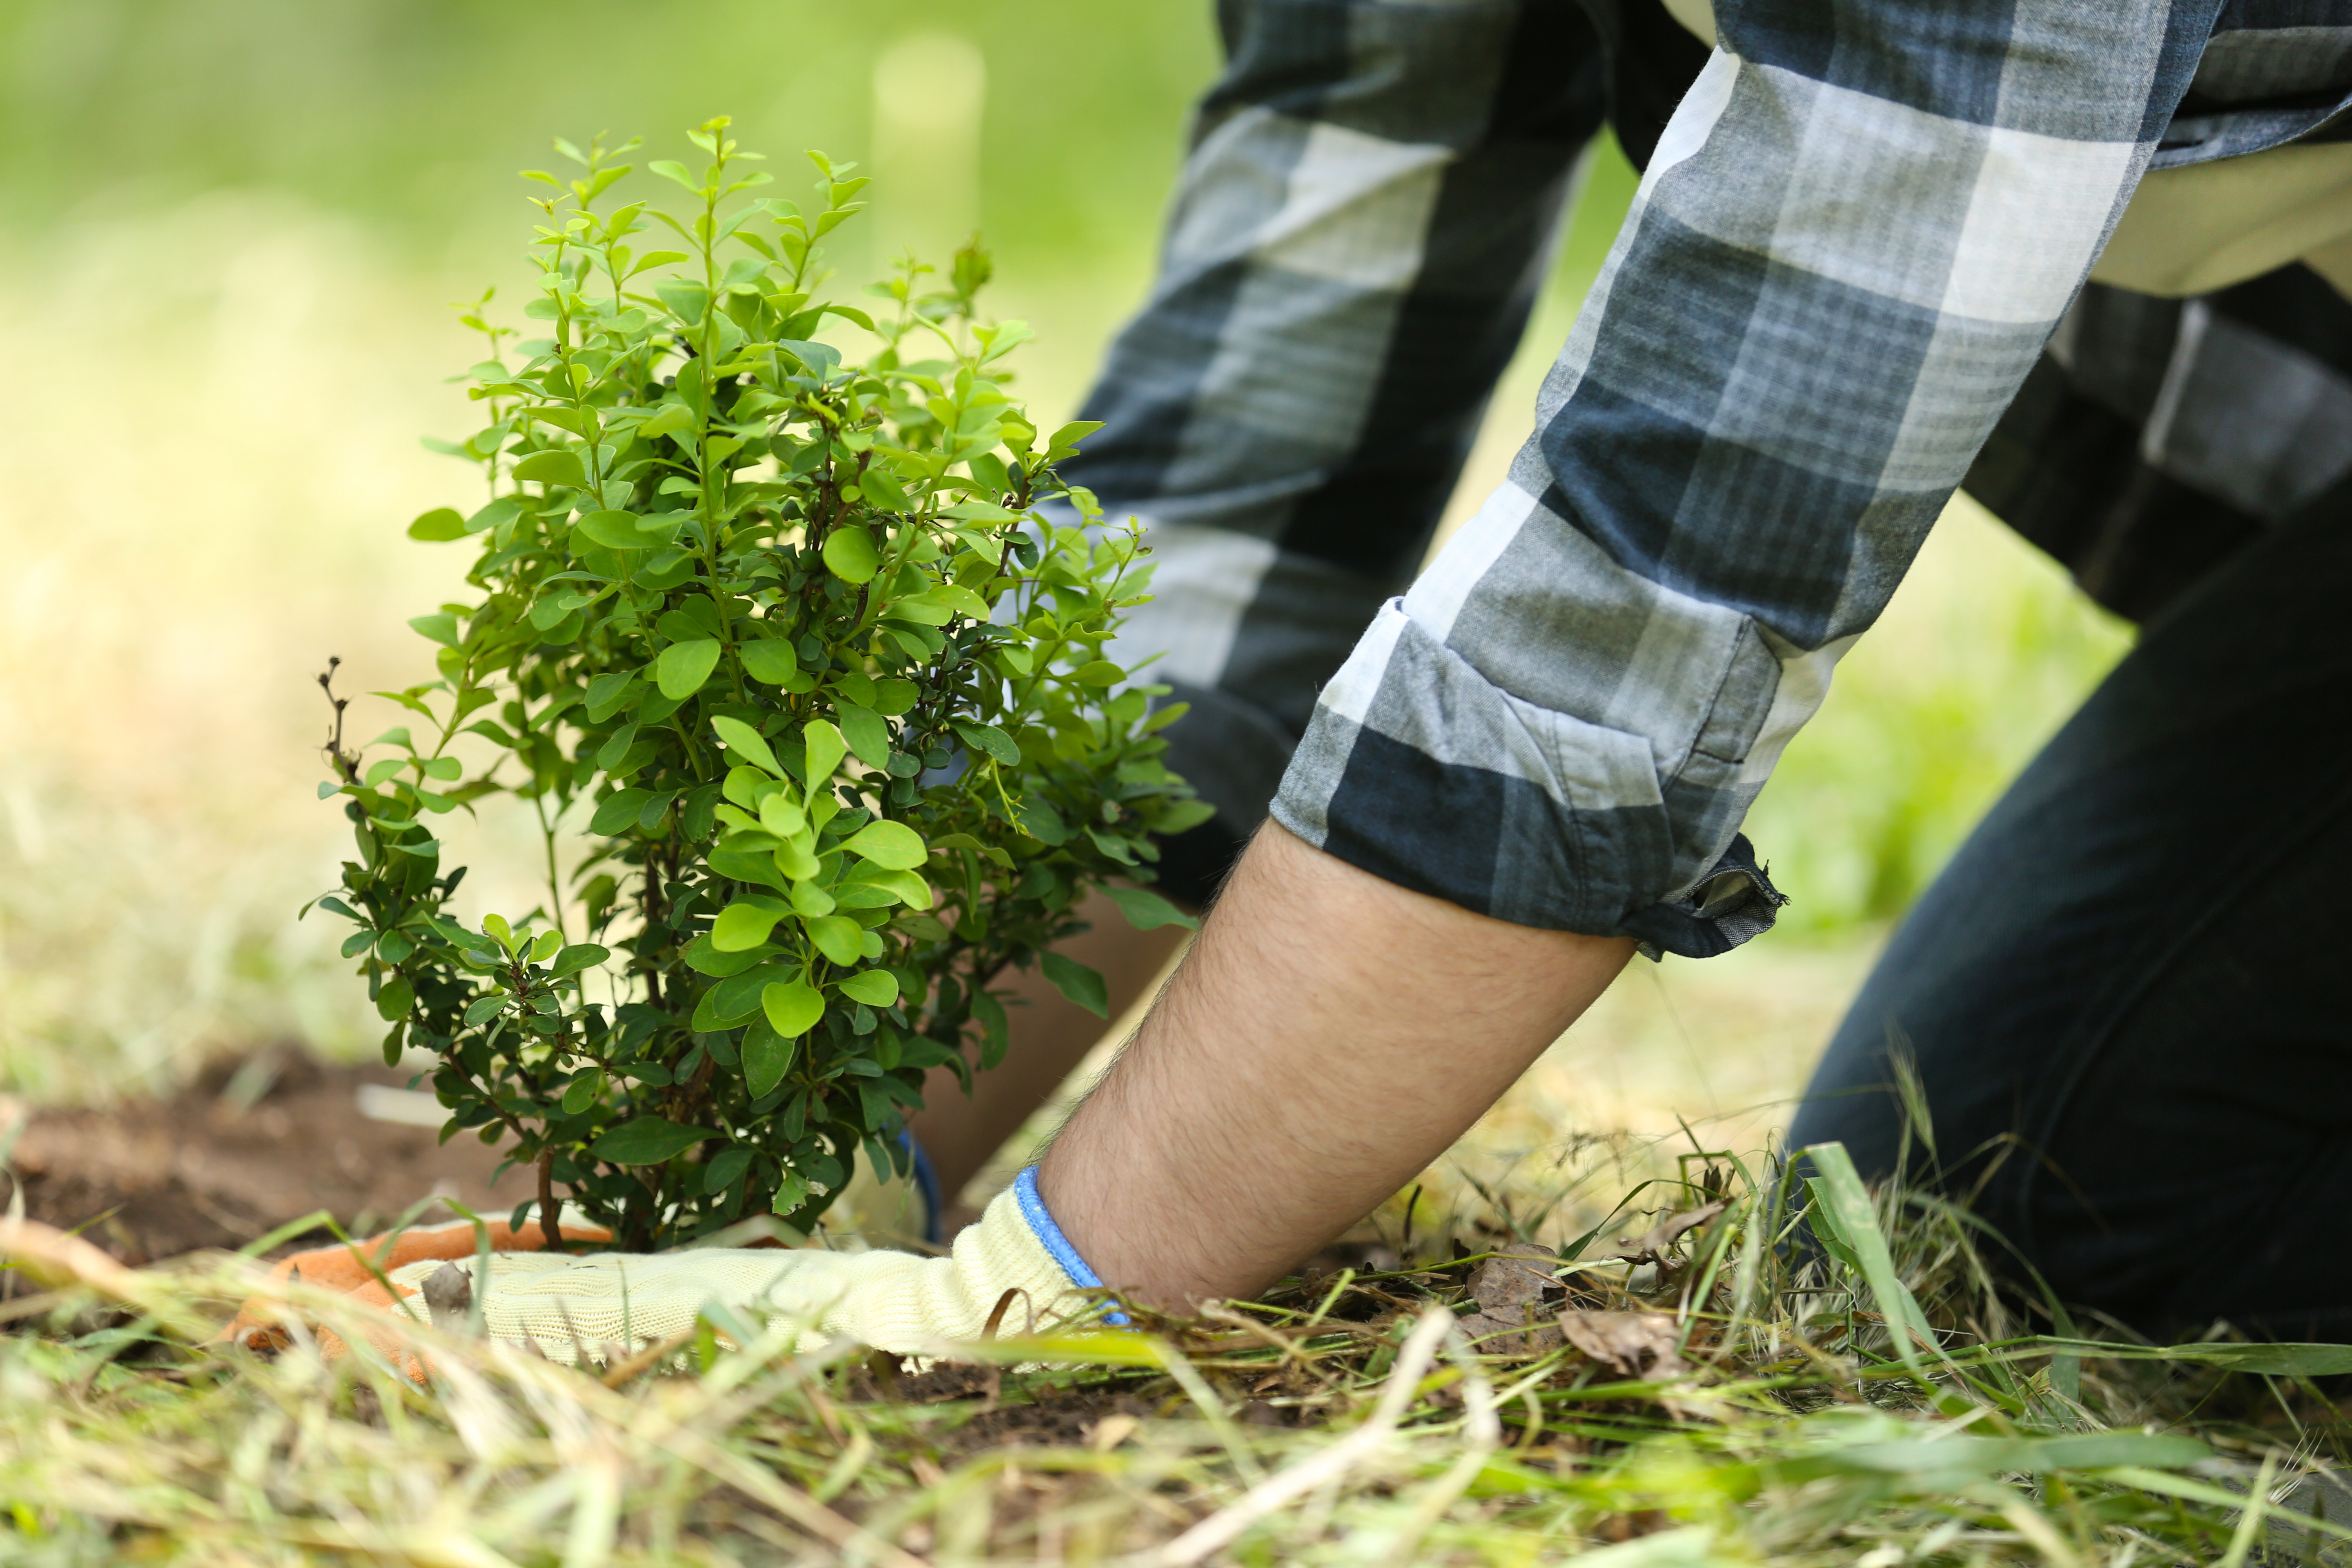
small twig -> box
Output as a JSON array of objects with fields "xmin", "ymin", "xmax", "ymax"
[{"xmin": 316, "ymin": 659, "xmax": 361, "ymax": 784}]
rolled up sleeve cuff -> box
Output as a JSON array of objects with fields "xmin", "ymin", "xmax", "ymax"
[{"xmin": 1269, "ymin": 600, "xmax": 1788, "ymax": 958}]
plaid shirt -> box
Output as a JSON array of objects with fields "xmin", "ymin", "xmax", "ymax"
[{"xmin": 1070, "ymin": 0, "xmax": 2352, "ymax": 956}]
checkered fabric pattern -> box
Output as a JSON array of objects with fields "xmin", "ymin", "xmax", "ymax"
[{"xmin": 1069, "ymin": 0, "xmax": 2352, "ymax": 956}]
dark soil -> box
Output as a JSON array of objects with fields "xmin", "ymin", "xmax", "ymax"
[{"xmin": 2, "ymin": 1051, "xmax": 522, "ymax": 1265}]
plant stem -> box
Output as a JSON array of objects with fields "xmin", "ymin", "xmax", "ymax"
[
  {"xmin": 533, "ymin": 792, "xmax": 569, "ymax": 943},
  {"xmin": 537, "ymin": 1152, "xmax": 564, "ymax": 1254}
]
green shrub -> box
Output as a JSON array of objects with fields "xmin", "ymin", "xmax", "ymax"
[{"xmin": 311, "ymin": 119, "xmax": 1207, "ymax": 1250}]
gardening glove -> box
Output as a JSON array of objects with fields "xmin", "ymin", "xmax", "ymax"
[
  {"xmin": 385, "ymin": 1169, "xmax": 1109, "ymax": 1363},
  {"xmin": 229, "ymin": 1169, "xmax": 1114, "ymax": 1369},
  {"xmin": 221, "ymin": 1135, "xmax": 937, "ymax": 1354}
]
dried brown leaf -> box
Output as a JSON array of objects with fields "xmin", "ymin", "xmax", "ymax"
[{"xmin": 1558, "ymin": 1310, "xmax": 1689, "ymax": 1380}]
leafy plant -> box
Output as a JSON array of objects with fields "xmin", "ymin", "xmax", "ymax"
[{"xmin": 310, "ymin": 118, "xmax": 1208, "ymax": 1250}]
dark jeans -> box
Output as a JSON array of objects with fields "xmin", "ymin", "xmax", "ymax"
[{"xmin": 1786, "ymin": 499, "xmax": 2352, "ymax": 1341}]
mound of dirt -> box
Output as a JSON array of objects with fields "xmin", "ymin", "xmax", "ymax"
[{"xmin": 2, "ymin": 1053, "xmax": 522, "ymax": 1265}]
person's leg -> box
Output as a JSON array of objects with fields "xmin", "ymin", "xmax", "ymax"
[
  {"xmin": 905, "ymin": 890, "xmax": 1191, "ymax": 1205},
  {"xmin": 1788, "ymin": 494, "xmax": 2352, "ymax": 1338}
]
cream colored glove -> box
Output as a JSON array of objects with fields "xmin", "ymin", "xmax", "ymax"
[{"xmin": 382, "ymin": 1169, "xmax": 1110, "ymax": 1363}]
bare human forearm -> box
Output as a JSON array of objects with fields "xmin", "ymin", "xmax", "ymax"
[{"xmin": 1040, "ymin": 822, "xmax": 1635, "ymax": 1311}]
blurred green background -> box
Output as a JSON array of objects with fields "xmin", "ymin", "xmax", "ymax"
[{"xmin": 0, "ymin": 1, "xmax": 2128, "ymax": 1140}]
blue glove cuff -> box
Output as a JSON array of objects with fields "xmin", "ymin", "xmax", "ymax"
[
  {"xmin": 898, "ymin": 1131, "xmax": 944, "ymax": 1246},
  {"xmin": 1013, "ymin": 1166, "xmax": 1127, "ymax": 1325}
]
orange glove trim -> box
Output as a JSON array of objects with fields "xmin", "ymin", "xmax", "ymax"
[{"xmin": 221, "ymin": 1214, "xmax": 610, "ymax": 1359}]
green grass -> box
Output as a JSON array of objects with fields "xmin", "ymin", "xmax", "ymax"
[{"xmin": 4, "ymin": 1139, "xmax": 2345, "ymax": 1565}]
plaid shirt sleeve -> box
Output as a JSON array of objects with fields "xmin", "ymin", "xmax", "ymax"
[
  {"xmin": 1076, "ymin": 0, "xmax": 2238, "ymax": 954},
  {"xmin": 1274, "ymin": 0, "xmax": 2227, "ymax": 954}
]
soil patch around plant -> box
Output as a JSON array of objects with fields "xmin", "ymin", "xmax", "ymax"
[{"xmin": 2, "ymin": 1052, "xmax": 520, "ymax": 1267}]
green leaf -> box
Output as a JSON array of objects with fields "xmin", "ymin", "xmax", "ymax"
[
  {"xmin": 1038, "ymin": 951, "xmax": 1108, "ymax": 1020},
  {"xmin": 374, "ymin": 976, "xmax": 416, "ymax": 1022},
  {"xmin": 575, "ymin": 510, "xmax": 653, "ymax": 550},
  {"xmin": 835, "ymin": 704, "xmax": 891, "ymax": 767},
  {"xmin": 860, "ymin": 468, "xmax": 909, "ymax": 511},
  {"xmin": 584, "ymin": 671, "xmax": 639, "ymax": 721},
  {"xmin": 806, "ymin": 914, "xmax": 863, "ymax": 966},
  {"xmin": 951, "ymin": 719, "xmax": 1020, "ymax": 766},
  {"xmin": 941, "ymin": 499, "xmax": 1021, "ymax": 522},
  {"xmin": 882, "ymin": 594, "xmax": 953, "ymax": 626},
  {"xmin": 712, "ymin": 900, "xmax": 786, "ymax": 952},
  {"xmin": 589, "ymin": 789, "xmax": 653, "ymax": 836},
  {"xmin": 408, "ymin": 507, "xmax": 466, "ymax": 541},
  {"xmin": 843, "ymin": 865, "xmax": 928, "ymax": 908},
  {"xmin": 465, "ymin": 497, "xmax": 520, "ymax": 535},
  {"xmin": 683, "ymin": 933, "xmax": 775, "ymax": 978},
  {"xmin": 549, "ymin": 943, "xmax": 610, "ymax": 978},
  {"xmin": 872, "ymin": 677, "xmax": 920, "ymax": 716},
  {"xmin": 702, "ymin": 1145, "xmax": 755, "ymax": 1196},
  {"xmin": 739, "ymin": 639, "xmax": 799, "ymax": 685},
  {"xmin": 1016, "ymin": 792, "xmax": 1068, "ymax": 845},
  {"xmin": 656, "ymin": 638, "xmax": 721, "ymax": 699},
  {"xmin": 711, "ymin": 715, "xmax": 783, "ymax": 777},
  {"xmin": 761, "ymin": 979, "xmax": 825, "ymax": 1037},
  {"xmin": 759, "ymin": 793, "xmax": 808, "ymax": 838},
  {"xmin": 561, "ymin": 1072, "xmax": 601, "ymax": 1116},
  {"xmin": 836, "ymin": 969, "xmax": 900, "ymax": 1007},
  {"xmin": 1071, "ymin": 660, "xmax": 1124, "ymax": 687},
  {"xmin": 528, "ymin": 591, "xmax": 588, "ymax": 631},
  {"xmin": 741, "ymin": 1022, "xmax": 794, "ymax": 1099},
  {"xmin": 596, "ymin": 723, "xmax": 641, "ymax": 774},
  {"xmin": 929, "ymin": 584, "xmax": 991, "ymax": 620},
  {"xmin": 512, "ymin": 448, "xmax": 587, "ymax": 488},
  {"xmin": 638, "ymin": 402, "xmax": 694, "ymax": 441},
  {"xmin": 655, "ymin": 278, "xmax": 711, "ymax": 323},
  {"xmin": 627, "ymin": 249, "xmax": 690, "ymax": 279},
  {"xmin": 590, "ymin": 1117, "xmax": 716, "ymax": 1166},
  {"xmin": 705, "ymin": 961, "xmax": 791, "ymax": 1025},
  {"xmin": 842, "ymin": 819, "xmax": 925, "ymax": 870},
  {"xmin": 1102, "ymin": 885, "xmax": 1198, "ymax": 932},
  {"xmin": 770, "ymin": 1173, "xmax": 813, "ymax": 1217},
  {"xmin": 707, "ymin": 840, "xmax": 789, "ymax": 893},
  {"xmin": 409, "ymin": 613, "xmax": 460, "ymax": 648},
  {"xmin": 804, "ymin": 720, "xmax": 846, "ymax": 789},
  {"xmin": 821, "ymin": 526, "xmax": 880, "ymax": 584}
]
